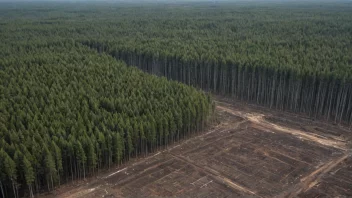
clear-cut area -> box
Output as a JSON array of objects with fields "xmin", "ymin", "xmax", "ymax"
[{"xmin": 43, "ymin": 99, "xmax": 351, "ymax": 198}]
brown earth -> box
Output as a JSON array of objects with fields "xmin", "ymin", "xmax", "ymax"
[{"xmin": 40, "ymin": 98, "xmax": 352, "ymax": 198}]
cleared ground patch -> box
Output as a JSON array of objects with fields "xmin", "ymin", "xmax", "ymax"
[
  {"xmin": 42, "ymin": 100, "xmax": 351, "ymax": 198},
  {"xmin": 297, "ymin": 156, "xmax": 352, "ymax": 197}
]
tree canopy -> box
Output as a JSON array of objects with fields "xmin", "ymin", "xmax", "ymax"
[{"xmin": 1, "ymin": 1, "xmax": 352, "ymax": 197}]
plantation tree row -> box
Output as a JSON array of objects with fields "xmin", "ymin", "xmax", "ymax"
[
  {"xmin": 0, "ymin": 44, "xmax": 213, "ymax": 198},
  {"xmin": 72, "ymin": 2, "xmax": 350, "ymax": 125},
  {"xmin": 1, "ymin": 2, "xmax": 352, "ymax": 197},
  {"xmin": 1, "ymin": 2, "xmax": 351, "ymax": 125},
  {"xmin": 84, "ymin": 40, "xmax": 352, "ymax": 125}
]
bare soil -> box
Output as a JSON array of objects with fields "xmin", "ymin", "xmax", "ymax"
[{"xmin": 40, "ymin": 98, "xmax": 352, "ymax": 198}]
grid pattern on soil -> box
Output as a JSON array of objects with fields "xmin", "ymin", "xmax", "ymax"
[
  {"xmin": 51, "ymin": 103, "xmax": 351, "ymax": 198},
  {"xmin": 89, "ymin": 113, "xmax": 345, "ymax": 197},
  {"xmin": 298, "ymin": 156, "xmax": 352, "ymax": 197}
]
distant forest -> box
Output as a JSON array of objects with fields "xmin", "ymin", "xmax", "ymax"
[{"xmin": 0, "ymin": 1, "xmax": 351, "ymax": 198}]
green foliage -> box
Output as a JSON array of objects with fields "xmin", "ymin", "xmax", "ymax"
[
  {"xmin": 1, "ymin": 1, "xmax": 351, "ymax": 196},
  {"xmin": 0, "ymin": 33, "xmax": 211, "ymax": 197},
  {"xmin": 22, "ymin": 156, "xmax": 35, "ymax": 186},
  {"xmin": 0, "ymin": 149, "xmax": 16, "ymax": 182}
]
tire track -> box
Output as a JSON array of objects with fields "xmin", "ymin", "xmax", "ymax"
[
  {"xmin": 169, "ymin": 153, "xmax": 259, "ymax": 197},
  {"xmin": 281, "ymin": 153, "xmax": 350, "ymax": 198},
  {"xmin": 216, "ymin": 105, "xmax": 347, "ymax": 150}
]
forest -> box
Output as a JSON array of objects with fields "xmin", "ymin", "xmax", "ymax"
[{"xmin": 0, "ymin": 1, "xmax": 351, "ymax": 197}]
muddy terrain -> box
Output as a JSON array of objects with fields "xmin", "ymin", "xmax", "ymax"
[{"xmin": 41, "ymin": 99, "xmax": 352, "ymax": 198}]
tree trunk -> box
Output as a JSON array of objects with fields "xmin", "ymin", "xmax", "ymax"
[
  {"xmin": 0, "ymin": 181, "xmax": 5, "ymax": 198},
  {"xmin": 12, "ymin": 181, "xmax": 17, "ymax": 198}
]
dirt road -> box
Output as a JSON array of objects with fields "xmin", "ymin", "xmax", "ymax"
[{"xmin": 217, "ymin": 103, "xmax": 348, "ymax": 150}]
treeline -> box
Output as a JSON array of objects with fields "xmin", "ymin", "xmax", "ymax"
[
  {"xmin": 82, "ymin": 40, "xmax": 352, "ymax": 125},
  {"xmin": 70, "ymin": 1, "xmax": 351, "ymax": 125},
  {"xmin": 0, "ymin": 2, "xmax": 352, "ymax": 197},
  {"xmin": 0, "ymin": 44, "xmax": 213, "ymax": 197}
]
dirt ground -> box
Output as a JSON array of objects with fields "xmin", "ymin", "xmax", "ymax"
[{"xmin": 41, "ymin": 98, "xmax": 352, "ymax": 198}]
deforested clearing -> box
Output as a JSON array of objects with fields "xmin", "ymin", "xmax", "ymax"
[
  {"xmin": 39, "ymin": 99, "xmax": 352, "ymax": 198},
  {"xmin": 0, "ymin": 1, "xmax": 351, "ymax": 198}
]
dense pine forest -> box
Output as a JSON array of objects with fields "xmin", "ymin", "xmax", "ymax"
[
  {"xmin": 0, "ymin": 1, "xmax": 351, "ymax": 197},
  {"xmin": 0, "ymin": 2, "xmax": 215, "ymax": 198}
]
